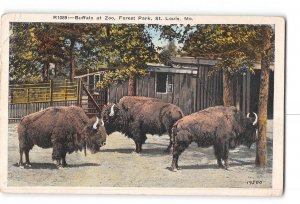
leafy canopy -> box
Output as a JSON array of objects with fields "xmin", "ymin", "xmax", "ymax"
[
  {"xmin": 160, "ymin": 24, "xmax": 274, "ymax": 75},
  {"xmin": 10, "ymin": 23, "xmax": 158, "ymax": 85},
  {"xmin": 97, "ymin": 24, "xmax": 158, "ymax": 89}
]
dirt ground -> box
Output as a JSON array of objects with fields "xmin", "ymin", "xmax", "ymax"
[{"xmin": 7, "ymin": 121, "xmax": 273, "ymax": 188}]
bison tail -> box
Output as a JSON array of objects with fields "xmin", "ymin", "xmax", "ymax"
[
  {"xmin": 173, "ymin": 109, "xmax": 184, "ymax": 120},
  {"xmin": 179, "ymin": 110, "xmax": 184, "ymax": 118}
]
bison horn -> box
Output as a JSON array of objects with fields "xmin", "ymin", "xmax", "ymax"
[
  {"xmin": 253, "ymin": 112, "xmax": 258, "ymax": 126},
  {"xmin": 100, "ymin": 119, "xmax": 104, "ymax": 127},
  {"xmin": 93, "ymin": 117, "xmax": 99, "ymax": 129},
  {"xmin": 109, "ymin": 104, "xmax": 116, "ymax": 116}
]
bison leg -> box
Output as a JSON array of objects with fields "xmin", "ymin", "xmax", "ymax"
[
  {"xmin": 136, "ymin": 143, "xmax": 142, "ymax": 153},
  {"xmin": 61, "ymin": 152, "xmax": 68, "ymax": 167},
  {"xmin": 164, "ymin": 130, "xmax": 173, "ymax": 153},
  {"xmin": 55, "ymin": 159, "xmax": 61, "ymax": 166},
  {"xmin": 52, "ymin": 142, "xmax": 63, "ymax": 168},
  {"xmin": 214, "ymin": 143, "xmax": 225, "ymax": 168},
  {"xmin": 133, "ymin": 140, "xmax": 142, "ymax": 153},
  {"xmin": 171, "ymin": 155, "xmax": 179, "ymax": 171},
  {"xmin": 222, "ymin": 143, "xmax": 229, "ymax": 170},
  {"xmin": 171, "ymin": 142, "xmax": 188, "ymax": 171},
  {"xmin": 18, "ymin": 149, "xmax": 24, "ymax": 168},
  {"xmin": 24, "ymin": 149, "xmax": 31, "ymax": 167},
  {"xmin": 133, "ymin": 134, "xmax": 147, "ymax": 153}
]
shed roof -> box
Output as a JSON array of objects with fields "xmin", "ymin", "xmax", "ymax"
[
  {"xmin": 75, "ymin": 56, "xmax": 274, "ymax": 79},
  {"xmin": 170, "ymin": 56, "xmax": 219, "ymax": 66}
]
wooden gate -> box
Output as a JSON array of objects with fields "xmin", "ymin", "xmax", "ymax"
[
  {"xmin": 86, "ymin": 90, "xmax": 108, "ymax": 117},
  {"xmin": 80, "ymin": 84, "xmax": 107, "ymax": 118}
]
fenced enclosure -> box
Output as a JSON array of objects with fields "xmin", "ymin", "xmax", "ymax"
[
  {"xmin": 10, "ymin": 80, "xmax": 80, "ymax": 104},
  {"xmin": 9, "ymin": 80, "xmax": 81, "ymax": 122},
  {"xmin": 8, "ymin": 67, "xmax": 274, "ymax": 122}
]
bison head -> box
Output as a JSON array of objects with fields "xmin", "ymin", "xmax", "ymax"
[
  {"xmin": 101, "ymin": 103, "xmax": 121, "ymax": 134},
  {"xmin": 243, "ymin": 112, "xmax": 258, "ymax": 148},
  {"xmin": 84, "ymin": 117, "xmax": 107, "ymax": 154}
]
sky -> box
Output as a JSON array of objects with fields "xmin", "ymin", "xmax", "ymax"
[{"xmin": 146, "ymin": 25, "xmax": 184, "ymax": 52}]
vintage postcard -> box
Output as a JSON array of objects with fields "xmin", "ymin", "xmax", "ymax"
[{"xmin": 0, "ymin": 14, "xmax": 285, "ymax": 196}]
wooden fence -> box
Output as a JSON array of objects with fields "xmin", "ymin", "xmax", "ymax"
[
  {"xmin": 108, "ymin": 67, "xmax": 224, "ymax": 115},
  {"xmin": 9, "ymin": 80, "xmax": 81, "ymax": 122},
  {"xmin": 10, "ymin": 80, "xmax": 80, "ymax": 104}
]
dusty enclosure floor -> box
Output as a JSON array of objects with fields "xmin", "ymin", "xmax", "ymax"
[{"xmin": 7, "ymin": 122, "xmax": 273, "ymax": 188}]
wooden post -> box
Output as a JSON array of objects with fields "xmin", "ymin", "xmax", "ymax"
[
  {"xmin": 50, "ymin": 80, "xmax": 53, "ymax": 106},
  {"xmin": 128, "ymin": 78, "xmax": 135, "ymax": 96},
  {"xmin": 87, "ymin": 69, "xmax": 90, "ymax": 91},
  {"xmin": 64, "ymin": 79, "xmax": 68, "ymax": 106},
  {"xmin": 107, "ymin": 87, "xmax": 110, "ymax": 104},
  {"xmin": 26, "ymin": 88, "xmax": 30, "ymax": 115},
  {"xmin": 77, "ymin": 79, "xmax": 82, "ymax": 106},
  {"xmin": 147, "ymin": 75, "xmax": 150, "ymax": 97},
  {"xmin": 246, "ymin": 72, "xmax": 251, "ymax": 114},
  {"xmin": 242, "ymin": 74, "xmax": 247, "ymax": 114},
  {"xmin": 236, "ymin": 75, "xmax": 241, "ymax": 111},
  {"xmin": 11, "ymin": 89, "xmax": 14, "ymax": 104},
  {"xmin": 27, "ymin": 88, "xmax": 30, "ymax": 103}
]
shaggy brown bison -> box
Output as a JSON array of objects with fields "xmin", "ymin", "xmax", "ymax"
[
  {"xmin": 171, "ymin": 106, "xmax": 258, "ymax": 171},
  {"xmin": 18, "ymin": 106, "xmax": 107, "ymax": 168},
  {"xmin": 102, "ymin": 96, "xmax": 184, "ymax": 153}
]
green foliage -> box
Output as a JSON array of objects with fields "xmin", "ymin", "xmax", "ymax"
[
  {"xmin": 10, "ymin": 22, "xmax": 273, "ymax": 87},
  {"xmin": 98, "ymin": 67, "xmax": 146, "ymax": 89},
  {"xmin": 182, "ymin": 25, "xmax": 268, "ymax": 75},
  {"xmin": 160, "ymin": 24, "xmax": 274, "ymax": 75},
  {"xmin": 10, "ymin": 23, "xmax": 158, "ymax": 86},
  {"xmin": 9, "ymin": 23, "xmax": 42, "ymax": 84},
  {"xmin": 96, "ymin": 24, "xmax": 158, "ymax": 89}
]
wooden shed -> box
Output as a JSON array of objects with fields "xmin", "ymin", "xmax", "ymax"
[{"xmin": 78, "ymin": 57, "xmax": 274, "ymax": 118}]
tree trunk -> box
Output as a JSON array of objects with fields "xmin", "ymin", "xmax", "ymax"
[
  {"xmin": 42, "ymin": 63, "xmax": 49, "ymax": 82},
  {"xmin": 256, "ymin": 26, "xmax": 272, "ymax": 167},
  {"xmin": 223, "ymin": 71, "xmax": 234, "ymax": 107},
  {"xmin": 69, "ymin": 39, "xmax": 75, "ymax": 82},
  {"xmin": 70, "ymin": 59, "xmax": 75, "ymax": 82},
  {"xmin": 128, "ymin": 78, "xmax": 135, "ymax": 96}
]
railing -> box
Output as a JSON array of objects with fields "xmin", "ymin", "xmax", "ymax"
[
  {"xmin": 9, "ymin": 80, "xmax": 80, "ymax": 104},
  {"xmin": 8, "ymin": 80, "xmax": 82, "ymax": 122}
]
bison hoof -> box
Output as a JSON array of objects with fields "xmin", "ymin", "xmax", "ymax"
[
  {"xmin": 57, "ymin": 165, "xmax": 64, "ymax": 169},
  {"xmin": 171, "ymin": 166, "xmax": 180, "ymax": 172},
  {"xmin": 18, "ymin": 162, "xmax": 25, "ymax": 168},
  {"xmin": 218, "ymin": 164, "xmax": 229, "ymax": 170},
  {"xmin": 163, "ymin": 149, "xmax": 171, "ymax": 154}
]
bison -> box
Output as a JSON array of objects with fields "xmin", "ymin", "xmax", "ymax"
[
  {"xmin": 171, "ymin": 106, "xmax": 258, "ymax": 171},
  {"xmin": 18, "ymin": 106, "xmax": 107, "ymax": 168},
  {"xmin": 102, "ymin": 96, "xmax": 184, "ymax": 153}
]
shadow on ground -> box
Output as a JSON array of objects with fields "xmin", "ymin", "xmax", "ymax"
[
  {"xmin": 101, "ymin": 147, "xmax": 169, "ymax": 156},
  {"xmin": 13, "ymin": 162, "xmax": 99, "ymax": 169}
]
